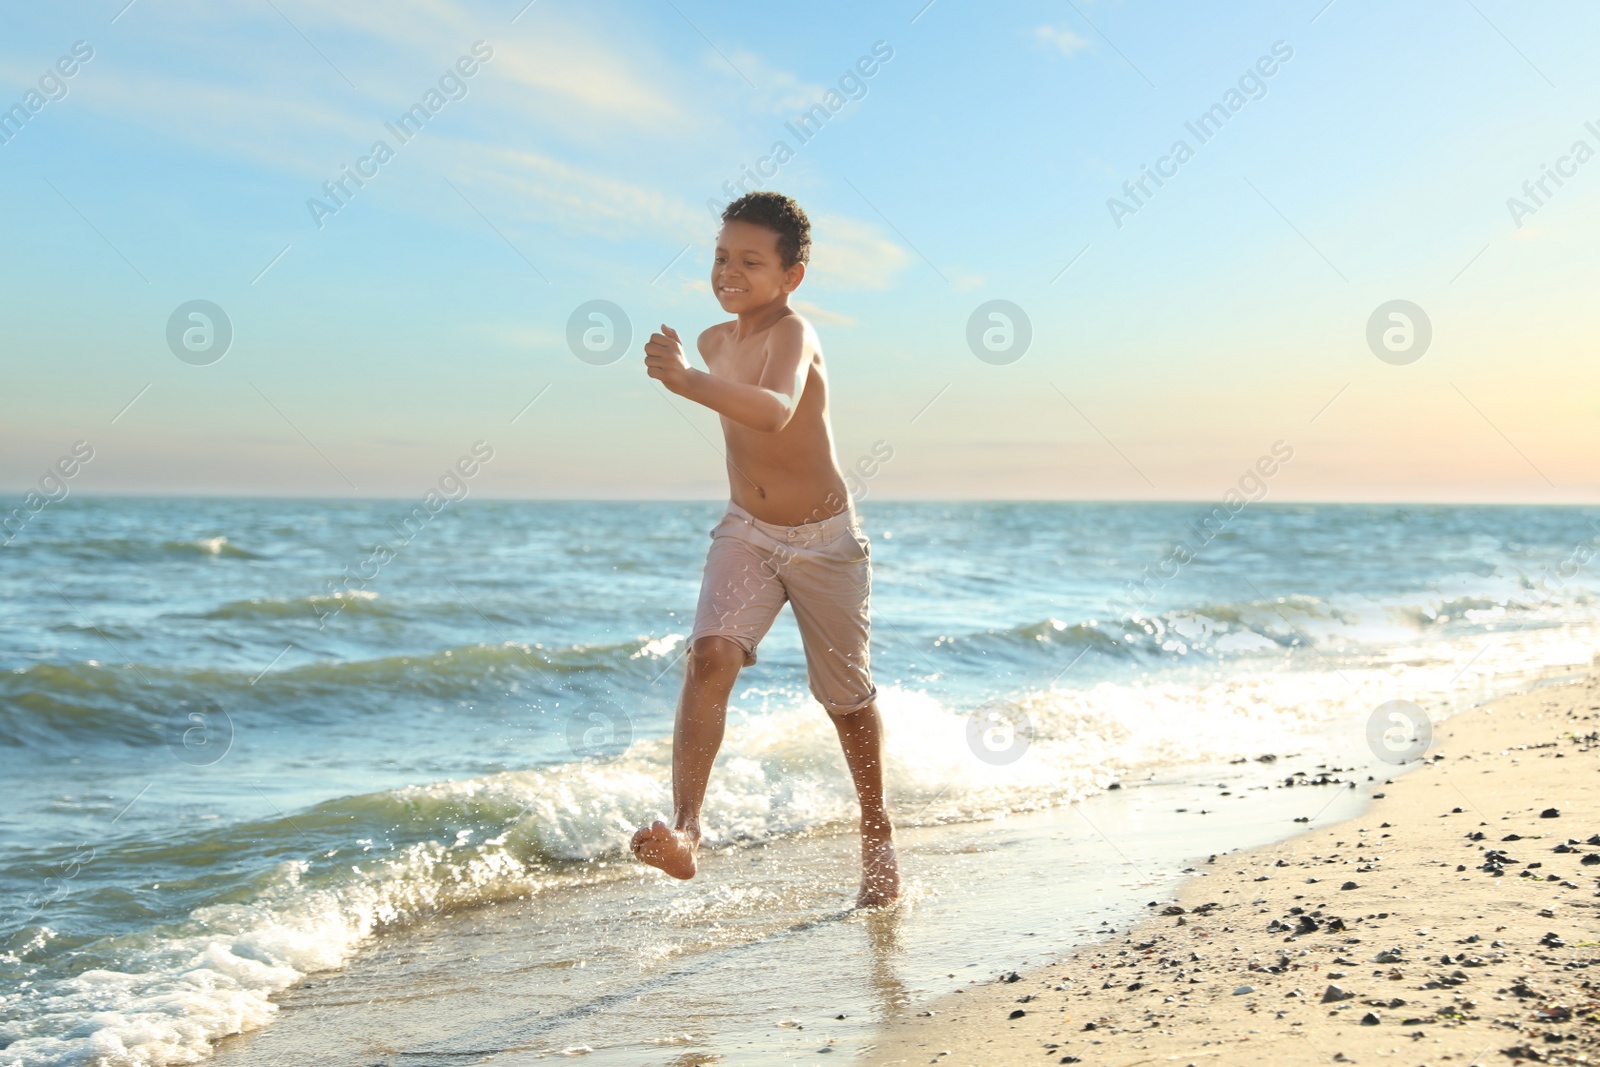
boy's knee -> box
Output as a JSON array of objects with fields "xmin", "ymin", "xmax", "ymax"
[{"xmin": 689, "ymin": 635, "xmax": 747, "ymax": 677}]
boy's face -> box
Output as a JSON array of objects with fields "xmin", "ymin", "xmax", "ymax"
[{"xmin": 713, "ymin": 220, "xmax": 803, "ymax": 312}]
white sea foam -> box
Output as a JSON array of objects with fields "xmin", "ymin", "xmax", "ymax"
[{"xmin": 4, "ymin": 618, "xmax": 1591, "ymax": 1066}]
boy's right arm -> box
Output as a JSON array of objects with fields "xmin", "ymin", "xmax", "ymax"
[{"xmin": 645, "ymin": 321, "xmax": 806, "ymax": 433}]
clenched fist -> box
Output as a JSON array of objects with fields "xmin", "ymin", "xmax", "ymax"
[{"xmin": 644, "ymin": 324, "xmax": 692, "ymax": 392}]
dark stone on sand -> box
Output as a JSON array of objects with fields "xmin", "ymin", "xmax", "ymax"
[
  {"xmin": 1540, "ymin": 808, "xmax": 1560, "ymax": 818},
  {"xmin": 1587, "ymin": 834, "xmax": 1600, "ymax": 845},
  {"xmin": 1008, "ymin": 1009, "xmax": 1026, "ymax": 1019},
  {"xmin": 1375, "ymin": 948, "xmax": 1405, "ymax": 963},
  {"xmin": 1540, "ymin": 932, "xmax": 1566, "ymax": 948},
  {"xmin": 1340, "ymin": 881, "xmax": 1359, "ymax": 890},
  {"xmin": 1582, "ymin": 854, "xmax": 1600, "ymax": 865},
  {"xmin": 1322, "ymin": 984, "xmax": 1356, "ymax": 1003},
  {"xmin": 1360, "ymin": 1011, "xmax": 1381, "ymax": 1025},
  {"xmin": 1000, "ymin": 971, "xmax": 1022, "ymax": 983}
]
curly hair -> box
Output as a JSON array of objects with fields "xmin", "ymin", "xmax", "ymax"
[{"xmin": 721, "ymin": 191, "xmax": 811, "ymax": 269}]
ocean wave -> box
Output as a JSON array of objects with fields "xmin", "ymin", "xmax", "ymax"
[
  {"xmin": 11, "ymin": 534, "xmax": 262, "ymax": 562},
  {"xmin": 940, "ymin": 580, "xmax": 1593, "ymax": 666},
  {"xmin": 198, "ymin": 589, "xmax": 387, "ymax": 621},
  {"xmin": 173, "ymin": 536, "xmax": 258, "ymax": 559},
  {"xmin": 0, "ymin": 636, "xmax": 690, "ymax": 749},
  {"xmin": 50, "ymin": 537, "xmax": 262, "ymax": 563}
]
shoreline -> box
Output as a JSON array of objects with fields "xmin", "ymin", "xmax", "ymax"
[{"xmin": 867, "ymin": 673, "xmax": 1600, "ymax": 1066}]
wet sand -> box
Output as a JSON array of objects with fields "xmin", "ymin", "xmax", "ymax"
[
  {"xmin": 868, "ymin": 674, "xmax": 1600, "ymax": 1066},
  {"xmin": 203, "ymin": 721, "xmax": 1390, "ymax": 1064}
]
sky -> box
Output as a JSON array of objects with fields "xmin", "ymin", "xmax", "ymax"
[{"xmin": 1, "ymin": 0, "xmax": 1596, "ymax": 503}]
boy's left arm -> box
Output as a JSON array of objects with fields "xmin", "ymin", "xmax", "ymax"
[{"xmin": 644, "ymin": 320, "xmax": 807, "ymax": 433}]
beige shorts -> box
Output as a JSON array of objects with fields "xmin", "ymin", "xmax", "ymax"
[{"xmin": 687, "ymin": 500, "xmax": 876, "ymax": 715}]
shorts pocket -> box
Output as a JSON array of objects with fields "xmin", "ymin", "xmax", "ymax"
[{"xmin": 825, "ymin": 526, "xmax": 870, "ymax": 563}]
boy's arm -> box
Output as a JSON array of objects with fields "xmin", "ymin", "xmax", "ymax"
[{"xmin": 644, "ymin": 320, "xmax": 808, "ymax": 433}]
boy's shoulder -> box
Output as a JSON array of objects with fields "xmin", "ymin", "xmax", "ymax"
[
  {"xmin": 696, "ymin": 311, "xmax": 817, "ymax": 355},
  {"xmin": 757, "ymin": 310, "xmax": 813, "ymax": 353},
  {"xmin": 696, "ymin": 320, "xmax": 732, "ymax": 346}
]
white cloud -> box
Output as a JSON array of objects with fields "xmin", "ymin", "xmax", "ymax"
[
  {"xmin": 306, "ymin": 0, "xmax": 689, "ymax": 130},
  {"xmin": 490, "ymin": 35, "xmax": 685, "ymax": 131},
  {"xmin": 1035, "ymin": 26, "xmax": 1093, "ymax": 58},
  {"xmin": 71, "ymin": 67, "xmax": 375, "ymax": 182},
  {"xmin": 805, "ymin": 214, "xmax": 912, "ymax": 291},
  {"xmin": 477, "ymin": 146, "xmax": 711, "ymax": 242},
  {"xmin": 791, "ymin": 299, "xmax": 857, "ymax": 326},
  {"xmin": 721, "ymin": 49, "xmax": 829, "ymax": 117},
  {"xmin": 474, "ymin": 322, "xmax": 564, "ymax": 349},
  {"xmin": 53, "ymin": 0, "xmax": 694, "ymax": 183}
]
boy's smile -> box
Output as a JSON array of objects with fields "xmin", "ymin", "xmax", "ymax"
[{"xmin": 713, "ymin": 219, "xmax": 803, "ymax": 314}]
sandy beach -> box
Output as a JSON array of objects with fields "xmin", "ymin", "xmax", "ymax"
[{"xmin": 868, "ymin": 674, "xmax": 1600, "ymax": 1066}]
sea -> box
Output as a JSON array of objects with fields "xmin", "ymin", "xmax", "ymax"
[{"xmin": 1, "ymin": 499, "xmax": 1596, "ymax": 1065}]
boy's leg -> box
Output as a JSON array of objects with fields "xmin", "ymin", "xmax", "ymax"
[
  {"xmin": 783, "ymin": 523, "xmax": 900, "ymax": 906},
  {"xmin": 632, "ymin": 635, "xmax": 747, "ymax": 879},
  {"xmin": 669, "ymin": 635, "xmax": 743, "ymax": 838},
  {"xmin": 633, "ymin": 517, "xmax": 785, "ymax": 878},
  {"xmin": 828, "ymin": 701, "xmax": 900, "ymax": 907}
]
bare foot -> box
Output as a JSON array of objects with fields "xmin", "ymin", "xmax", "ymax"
[
  {"xmin": 630, "ymin": 820, "xmax": 698, "ymax": 879},
  {"xmin": 857, "ymin": 834, "xmax": 900, "ymax": 908}
]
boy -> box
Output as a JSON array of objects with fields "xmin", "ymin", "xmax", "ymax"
[{"xmin": 630, "ymin": 191, "xmax": 899, "ymax": 907}]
